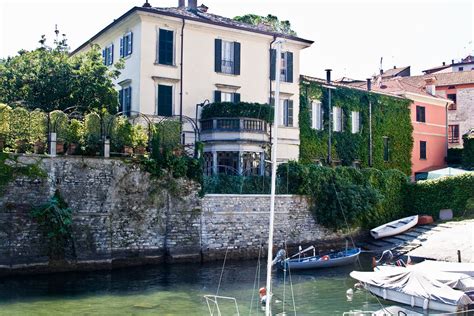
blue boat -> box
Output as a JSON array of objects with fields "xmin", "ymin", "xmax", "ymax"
[{"xmin": 273, "ymin": 246, "xmax": 361, "ymax": 270}]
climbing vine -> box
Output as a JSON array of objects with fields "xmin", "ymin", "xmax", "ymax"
[
  {"xmin": 0, "ymin": 153, "xmax": 46, "ymax": 194},
  {"xmin": 300, "ymin": 81, "xmax": 413, "ymax": 175}
]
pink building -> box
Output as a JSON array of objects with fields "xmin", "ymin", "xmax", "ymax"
[{"xmin": 351, "ymin": 77, "xmax": 453, "ymax": 177}]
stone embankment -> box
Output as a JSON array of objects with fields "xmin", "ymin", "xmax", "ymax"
[{"xmin": 0, "ymin": 156, "xmax": 347, "ymax": 276}]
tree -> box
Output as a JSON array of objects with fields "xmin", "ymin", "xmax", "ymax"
[
  {"xmin": 233, "ymin": 14, "xmax": 297, "ymax": 36},
  {"xmin": 0, "ymin": 34, "xmax": 123, "ymax": 113}
]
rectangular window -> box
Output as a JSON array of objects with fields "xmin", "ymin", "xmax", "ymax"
[
  {"xmin": 281, "ymin": 99, "xmax": 293, "ymax": 127},
  {"xmin": 270, "ymin": 50, "xmax": 293, "ymax": 83},
  {"xmin": 459, "ymin": 67, "xmax": 464, "ymax": 71},
  {"xmin": 158, "ymin": 29, "xmax": 174, "ymax": 65},
  {"xmin": 351, "ymin": 111, "xmax": 360, "ymax": 133},
  {"xmin": 383, "ymin": 137, "xmax": 389, "ymax": 162},
  {"xmin": 448, "ymin": 125, "xmax": 460, "ymax": 143},
  {"xmin": 215, "ymin": 39, "xmax": 240, "ymax": 75},
  {"xmin": 311, "ymin": 101, "xmax": 323, "ymax": 130},
  {"xmin": 102, "ymin": 44, "xmax": 114, "ymax": 66},
  {"xmin": 416, "ymin": 105, "xmax": 426, "ymax": 122},
  {"xmin": 333, "ymin": 106, "xmax": 342, "ymax": 132},
  {"xmin": 214, "ymin": 91, "xmax": 240, "ymax": 103},
  {"xmin": 447, "ymin": 93, "xmax": 457, "ymax": 110},
  {"xmin": 120, "ymin": 32, "xmax": 133, "ymax": 58},
  {"xmin": 420, "ymin": 141, "xmax": 427, "ymax": 160},
  {"xmin": 157, "ymin": 84, "xmax": 173, "ymax": 117},
  {"xmin": 119, "ymin": 86, "xmax": 132, "ymax": 116},
  {"xmin": 221, "ymin": 40, "xmax": 234, "ymax": 74}
]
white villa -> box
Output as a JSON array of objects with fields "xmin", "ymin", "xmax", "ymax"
[{"xmin": 71, "ymin": 0, "xmax": 313, "ymax": 174}]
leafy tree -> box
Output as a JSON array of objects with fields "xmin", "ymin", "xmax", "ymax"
[
  {"xmin": 0, "ymin": 34, "xmax": 123, "ymax": 113},
  {"xmin": 233, "ymin": 14, "xmax": 297, "ymax": 36}
]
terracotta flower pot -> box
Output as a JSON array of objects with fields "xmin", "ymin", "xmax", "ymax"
[
  {"xmin": 123, "ymin": 145, "xmax": 134, "ymax": 155},
  {"xmin": 134, "ymin": 145, "xmax": 146, "ymax": 155},
  {"xmin": 34, "ymin": 140, "xmax": 46, "ymax": 154},
  {"xmin": 56, "ymin": 141, "xmax": 65, "ymax": 154},
  {"xmin": 15, "ymin": 139, "xmax": 29, "ymax": 153},
  {"xmin": 67, "ymin": 143, "xmax": 78, "ymax": 155}
]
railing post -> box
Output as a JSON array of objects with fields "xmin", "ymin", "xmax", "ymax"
[
  {"xmin": 104, "ymin": 138, "xmax": 110, "ymax": 158},
  {"xmin": 49, "ymin": 132, "xmax": 57, "ymax": 157},
  {"xmin": 212, "ymin": 151, "xmax": 218, "ymax": 175}
]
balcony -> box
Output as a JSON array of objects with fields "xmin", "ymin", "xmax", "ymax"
[{"xmin": 200, "ymin": 117, "xmax": 269, "ymax": 144}]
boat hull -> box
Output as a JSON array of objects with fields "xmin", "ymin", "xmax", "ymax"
[
  {"xmin": 363, "ymin": 283, "xmax": 466, "ymax": 313},
  {"xmin": 370, "ymin": 215, "xmax": 418, "ymax": 239},
  {"xmin": 281, "ymin": 248, "xmax": 360, "ymax": 270}
]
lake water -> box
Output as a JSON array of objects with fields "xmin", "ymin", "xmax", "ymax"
[{"xmin": 0, "ymin": 254, "xmax": 439, "ymax": 315}]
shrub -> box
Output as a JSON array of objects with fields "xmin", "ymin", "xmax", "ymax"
[
  {"xmin": 111, "ymin": 116, "xmax": 133, "ymax": 151},
  {"xmin": 29, "ymin": 110, "xmax": 47, "ymax": 143},
  {"xmin": 462, "ymin": 134, "xmax": 474, "ymax": 170},
  {"xmin": 201, "ymin": 102, "xmax": 274, "ymax": 123},
  {"xmin": 83, "ymin": 112, "xmax": 101, "ymax": 154},
  {"xmin": 49, "ymin": 110, "xmax": 68, "ymax": 141},
  {"xmin": 0, "ymin": 104, "xmax": 11, "ymax": 143},
  {"xmin": 405, "ymin": 174, "xmax": 474, "ymax": 219},
  {"xmin": 65, "ymin": 119, "xmax": 84, "ymax": 144},
  {"xmin": 447, "ymin": 148, "xmax": 463, "ymax": 165},
  {"xmin": 132, "ymin": 124, "xmax": 148, "ymax": 148}
]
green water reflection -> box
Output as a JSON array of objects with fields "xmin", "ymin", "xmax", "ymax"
[{"xmin": 0, "ymin": 255, "xmax": 427, "ymax": 315}]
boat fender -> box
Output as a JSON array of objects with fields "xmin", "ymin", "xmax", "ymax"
[
  {"xmin": 423, "ymin": 298, "xmax": 429, "ymax": 310},
  {"xmin": 259, "ymin": 287, "xmax": 267, "ymax": 305},
  {"xmin": 382, "ymin": 289, "xmax": 387, "ymax": 300},
  {"xmin": 321, "ymin": 255, "xmax": 330, "ymax": 261},
  {"xmin": 411, "ymin": 296, "xmax": 415, "ymax": 307}
]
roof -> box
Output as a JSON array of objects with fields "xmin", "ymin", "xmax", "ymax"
[
  {"xmin": 403, "ymin": 71, "xmax": 474, "ymax": 87},
  {"xmin": 300, "ymin": 75, "xmax": 406, "ymax": 100},
  {"xmin": 423, "ymin": 55, "xmax": 474, "ymax": 74},
  {"xmin": 381, "ymin": 66, "xmax": 410, "ymax": 78},
  {"xmin": 71, "ymin": 6, "xmax": 313, "ymax": 55}
]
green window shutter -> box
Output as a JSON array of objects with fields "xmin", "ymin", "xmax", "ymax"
[
  {"xmin": 158, "ymin": 85, "xmax": 173, "ymax": 117},
  {"xmin": 286, "ymin": 52, "xmax": 293, "ymax": 83},
  {"xmin": 233, "ymin": 93, "xmax": 240, "ymax": 103},
  {"xmin": 214, "ymin": 90, "xmax": 221, "ymax": 103},
  {"xmin": 270, "ymin": 49, "xmax": 276, "ymax": 80},
  {"xmin": 159, "ymin": 29, "xmax": 174, "ymax": 65},
  {"xmin": 215, "ymin": 39, "xmax": 222, "ymax": 73},
  {"xmin": 233, "ymin": 42, "xmax": 241, "ymax": 75}
]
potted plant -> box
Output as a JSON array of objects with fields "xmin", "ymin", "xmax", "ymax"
[
  {"xmin": 132, "ymin": 125, "xmax": 148, "ymax": 155},
  {"xmin": 15, "ymin": 139, "xmax": 30, "ymax": 153},
  {"xmin": 33, "ymin": 138, "xmax": 46, "ymax": 154},
  {"xmin": 65, "ymin": 119, "xmax": 83, "ymax": 155},
  {"xmin": 113, "ymin": 117, "xmax": 133, "ymax": 155}
]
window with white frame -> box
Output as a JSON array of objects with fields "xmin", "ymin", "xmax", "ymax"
[
  {"xmin": 120, "ymin": 32, "xmax": 133, "ymax": 58},
  {"xmin": 351, "ymin": 111, "xmax": 360, "ymax": 133},
  {"xmin": 310, "ymin": 101, "xmax": 323, "ymax": 130},
  {"xmin": 221, "ymin": 40, "xmax": 234, "ymax": 74},
  {"xmin": 102, "ymin": 44, "xmax": 114, "ymax": 66},
  {"xmin": 333, "ymin": 106, "xmax": 342, "ymax": 132}
]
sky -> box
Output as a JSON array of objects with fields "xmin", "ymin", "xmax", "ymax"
[{"xmin": 1, "ymin": 0, "xmax": 473, "ymax": 80}]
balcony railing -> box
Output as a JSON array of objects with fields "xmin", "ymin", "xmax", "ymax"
[{"xmin": 200, "ymin": 117, "xmax": 268, "ymax": 133}]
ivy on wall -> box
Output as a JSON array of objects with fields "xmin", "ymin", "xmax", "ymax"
[{"xmin": 300, "ymin": 80, "xmax": 413, "ymax": 175}]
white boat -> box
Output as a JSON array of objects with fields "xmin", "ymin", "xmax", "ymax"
[
  {"xmin": 375, "ymin": 265, "xmax": 474, "ymax": 291},
  {"xmin": 370, "ymin": 215, "xmax": 418, "ymax": 239},
  {"xmin": 350, "ymin": 269, "xmax": 473, "ymax": 312}
]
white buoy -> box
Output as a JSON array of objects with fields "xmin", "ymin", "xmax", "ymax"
[
  {"xmin": 383, "ymin": 289, "xmax": 387, "ymax": 300},
  {"xmin": 411, "ymin": 295, "xmax": 415, "ymax": 307},
  {"xmin": 423, "ymin": 298, "xmax": 429, "ymax": 310}
]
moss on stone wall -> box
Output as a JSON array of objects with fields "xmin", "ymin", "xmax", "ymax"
[{"xmin": 0, "ymin": 153, "xmax": 46, "ymax": 194}]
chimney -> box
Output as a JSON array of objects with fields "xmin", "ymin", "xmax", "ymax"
[
  {"xmin": 325, "ymin": 69, "xmax": 332, "ymax": 83},
  {"xmin": 393, "ymin": 65, "xmax": 396, "ymax": 69},
  {"xmin": 424, "ymin": 77, "xmax": 436, "ymax": 96},
  {"xmin": 367, "ymin": 78, "xmax": 372, "ymax": 91},
  {"xmin": 188, "ymin": 0, "xmax": 197, "ymax": 10},
  {"xmin": 380, "ymin": 69, "xmax": 383, "ymax": 75},
  {"xmin": 442, "ymin": 61, "xmax": 446, "ymax": 66},
  {"xmin": 142, "ymin": 0, "xmax": 151, "ymax": 7},
  {"xmin": 451, "ymin": 59, "xmax": 454, "ymax": 65},
  {"xmin": 178, "ymin": 0, "xmax": 185, "ymax": 7}
]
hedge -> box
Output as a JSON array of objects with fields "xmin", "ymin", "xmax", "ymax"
[
  {"xmin": 201, "ymin": 102, "xmax": 274, "ymax": 123},
  {"xmin": 300, "ymin": 81, "xmax": 413, "ymax": 175},
  {"xmin": 405, "ymin": 174, "xmax": 474, "ymax": 219},
  {"xmin": 463, "ymin": 134, "xmax": 474, "ymax": 169}
]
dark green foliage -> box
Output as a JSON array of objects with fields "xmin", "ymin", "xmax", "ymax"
[
  {"xmin": 462, "ymin": 135, "xmax": 474, "ymax": 169},
  {"xmin": 405, "ymin": 174, "xmax": 474, "ymax": 219},
  {"xmin": 31, "ymin": 189, "xmax": 73, "ymax": 259},
  {"xmin": 0, "ymin": 38, "xmax": 122, "ymax": 113},
  {"xmin": 447, "ymin": 148, "xmax": 463, "ymax": 165},
  {"xmin": 201, "ymin": 102, "xmax": 274, "ymax": 123},
  {"xmin": 0, "ymin": 153, "xmax": 46, "ymax": 193},
  {"xmin": 300, "ymin": 81, "xmax": 413, "ymax": 175},
  {"xmin": 233, "ymin": 14, "xmax": 297, "ymax": 36},
  {"xmin": 203, "ymin": 175, "xmax": 271, "ymax": 194}
]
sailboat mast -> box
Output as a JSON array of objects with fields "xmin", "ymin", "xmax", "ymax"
[{"xmin": 265, "ymin": 38, "xmax": 283, "ymax": 316}]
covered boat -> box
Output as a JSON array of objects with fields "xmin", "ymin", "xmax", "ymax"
[
  {"xmin": 350, "ymin": 269, "xmax": 473, "ymax": 312},
  {"xmin": 370, "ymin": 215, "xmax": 418, "ymax": 239},
  {"xmin": 413, "ymin": 260, "xmax": 474, "ymax": 277},
  {"xmin": 274, "ymin": 246, "xmax": 360, "ymax": 270}
]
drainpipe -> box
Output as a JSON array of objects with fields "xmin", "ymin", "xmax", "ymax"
[
  {"xmin": 445, "ymin": 102, "xmax": 449, "ymax": 163},
  {"xmin": 367, "ymin": 78, "xmax": 373, "ymax": 167},
  {"xmin": 326, "ymin": 69, "xmax": 332, "ymax": 164},
  {"xmin": 179, "ymin": 18, "xmax": 185, "ymax": 142}
]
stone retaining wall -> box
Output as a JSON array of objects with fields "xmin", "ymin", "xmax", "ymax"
[{"xmin": 0, "ymin": 156, "xmax": 345, "ymax": 276}]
